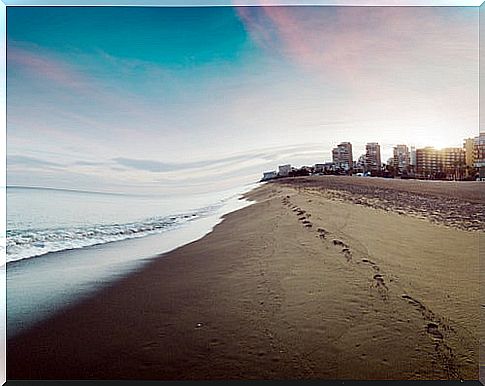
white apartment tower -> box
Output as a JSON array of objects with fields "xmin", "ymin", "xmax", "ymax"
[
  {"xmin": 393, "ymin": 144, "xmax": 410, "ymax": 172},
  {"xmin": 332, "ymin": 142, "xmax": 353, "ymax": 171},
  {"xmin": 365, "ymin": 142, "xmax": 381, "ymax": 173}
]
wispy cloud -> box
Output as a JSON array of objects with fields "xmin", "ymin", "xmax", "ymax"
[
  {"xmin": 8, "ymin": 45, "xmax": 90, "ymax": 92},
  {"xmin": 113, "ymin": 143, "xmax": 328, "ymax": 174},
  {"xmin": 72, "ymin": 160, "xmax": 105, "ymax": 166},
  {"xmin": 7, "ymin": 143, "xmax": 331, "ymax": 192},
  {"xmin": 112, "ymin": 154, "xmax": 256, "ymax": 173},
  {"xmin": 7, "ymin": 155, "xmax": 63, "ymax": 168},
  {"xmin": 237, "ymin": 6, "xmax": 477, "ymax": 84},
  {"xmin": 8, "ymin": 42, "xmax": 167, "ymax": 130}
]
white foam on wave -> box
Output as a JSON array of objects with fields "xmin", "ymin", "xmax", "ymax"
[{"xmin": 6, "ymin": 202, "xmax": 224, "ymax": 263}]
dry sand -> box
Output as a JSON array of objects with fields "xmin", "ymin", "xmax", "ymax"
[{"xmin": 8, "ymin": 176, "xmax": 482, "ymax": 380}]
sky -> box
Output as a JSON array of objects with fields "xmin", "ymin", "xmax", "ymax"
[
  {"xmin": 6, "ymin": 6, "xmax": 479, "ymax": 194},
  {"xmin": 3, "ymin": 1, "xmax": 484, "ymax": 5}
]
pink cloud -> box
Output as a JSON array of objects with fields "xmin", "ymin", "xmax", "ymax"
[
  {"xmin": 236, "ymin": 6, "xmax": 477, "ymax": 83},
  {"xmin": 7, "ymin": 44, "xmax": 169, "ymax": 132},
  {"xmin": 8, "ymin": 46, "xmax": 89, "ymax": 92}
]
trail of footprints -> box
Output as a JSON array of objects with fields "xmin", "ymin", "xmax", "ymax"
[
  {"xmin": 283, "ymin": 195, "xmax": 382, "ymax": 270},
  {"xmin": 281, "ymin": 195, "xmax": 462, "ymax": 377},
  {"xmin": 400, "ymin": 294, "xmax": 459, "ymax": 378},
  {"xmin": 281, "ymin": 195, "xmax": 388, "ymax": 298}
]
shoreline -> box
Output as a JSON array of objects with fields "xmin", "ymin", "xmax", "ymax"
[
  {"xmin": 6, "ymin": 185, "xmax": 256, "ymax": 338},
  {"xmin": 8, "ymin": 177, "xmax": 481, "ymax": 380}
]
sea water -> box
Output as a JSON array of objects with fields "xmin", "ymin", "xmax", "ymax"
[{"xmin": 7, "ymin": 183, "xmax": 258, "ymax": 337}]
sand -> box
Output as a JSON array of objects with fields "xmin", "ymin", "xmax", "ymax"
[{"xmin": 7, "ymin": 176, "xmax": 482, "ymax": 380}]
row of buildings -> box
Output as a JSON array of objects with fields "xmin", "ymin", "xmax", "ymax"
[{"xmin": 261, "ymin": 133, "xmax": 485, "ymax": 181}]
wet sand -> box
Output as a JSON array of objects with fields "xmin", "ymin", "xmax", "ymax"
[{"xmin": 8, "ymin": 176, "xmax": 482, "ymax": 380}]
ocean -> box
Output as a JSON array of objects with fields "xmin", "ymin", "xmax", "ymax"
[{"xmin": 6, "ymin": 184, "xmax": 257, "ymax": 337}]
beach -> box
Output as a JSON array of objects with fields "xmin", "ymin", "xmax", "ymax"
[{"xmin": 7, "ymin": 176, "xmax": 482, "ymax": 380}]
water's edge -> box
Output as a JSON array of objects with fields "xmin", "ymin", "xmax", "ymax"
[{"xmin": 7, "ymin": 185, "xmax": 259, "ymax": 338}]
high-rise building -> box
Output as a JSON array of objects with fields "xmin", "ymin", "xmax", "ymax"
[
  {"xmin": 331, "ymin": 142, "xmax": 353, "ymax": 172},
  {"xmin": 442, "ymin": 148, "xmax": 466, "ymax": 176},
  {"xmin": 416, "ymin": 147, "xmax": 439, "ymax": 177},
  {"xmin": 475, "ymin": 132, "xmax": 485, "ymax": 179},
  {"xmin": 392, "ymin": 144, "xmax": 410, "ymax": 172},
  {"xmin": 460, "ymin": 133, "xmax": 485, "ymax": 179},
  {"xmin": 473, "ymin": 133, "xmax": 485, "ymax": 166},
  {"xmin": 416, "ymin": 147, "xmax": 465, "ymax": 179},
  {"xmin": 364, "ymin": 142, "xmax": 381, "ymax": 173},
  {"xmin": 410, "ymin": 146, "xmax": 417, "ymax": 166},
  {"xmin": 463, "ymin": 138, "xmax": 475, "ymax": 167}
]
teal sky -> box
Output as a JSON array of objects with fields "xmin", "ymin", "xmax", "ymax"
[
  {"xmin": 7, "ymin": 6, "xmax": 480, "ymax": 194},
  {"xmin": 8, "ymin": 7, "xmax": 254, "ymax": 66}
]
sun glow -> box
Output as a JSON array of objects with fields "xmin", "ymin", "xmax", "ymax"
[{"xmin": 413, "ymin": 133, "xmax": 466, "ymax": 150}]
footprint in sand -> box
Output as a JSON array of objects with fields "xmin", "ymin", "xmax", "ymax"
[
  {"xmin": 361, "ymin": 258, "xmax": 380, "ymax": 272},
  {"xmin": 426, "ymin": 322, "xmax": 444, "ymax": 340},
  {"xmin": 317, "ymin": 228, "xmax": 329, "ymax": 239},
  {"xmin": 332, "ymin": 239, "xmax": 348, "ymax": 248},
  {"xmin": 301, "ymin": 219, "xmax": 313, "ymax": 228},
  {"xmin": 401, "ymin": 294, "xmax": 446, "ymax": 330},
  {"xmin": 401, "ymin": 294, "xmax": 425, "ymax": 311},
  {"xmin": 332, "ymin": 239, "xmax": 353, "ymax": 261},
  {"xmin": 373, "ymin": 273, "xmax": 385, "ymax": 285},
  {"xmin": 341, "ymin": 247, "xmax": 353, "ymax": 261},
  {"xmin": 372, "ymin": 274, "xmax": 389, "ymax": 300}
]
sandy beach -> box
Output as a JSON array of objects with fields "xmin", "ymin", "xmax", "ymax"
[{"xmin": 7, "ymin": 176, "xmax": 482, "ymax": 380}]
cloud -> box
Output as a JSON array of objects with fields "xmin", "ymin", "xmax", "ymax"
[
  {"xmin": 7, "ymin": 155, "xmax": 63, "ymax": 168},
  {"xmin": 112, "ymin": 151, "xmax": 273, "ymax": 174},
  {"xmin": 72, "ymin": 160, "xmax": 105, "ymax": 166},
  {"xmin": 112, "ymin": 143, "xmax": 331, "ymax": 177},
  {"xmin": 111, "ymin": 154, "xmax": 257, "ymax": 173},
  {"xmin": 113, "ymin": 157, "xmax": 181, "ymax": 173},
  {"xmin": 236, "ymin": 6, "xmax": 477, "ymax": 84},
  {"xmin": 8, "ymin": 45, "xmax": 89, "ymax": 92},
  {"xmin": 7, "ymin": 42, "xmax": 163, "ymax": 130}
]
